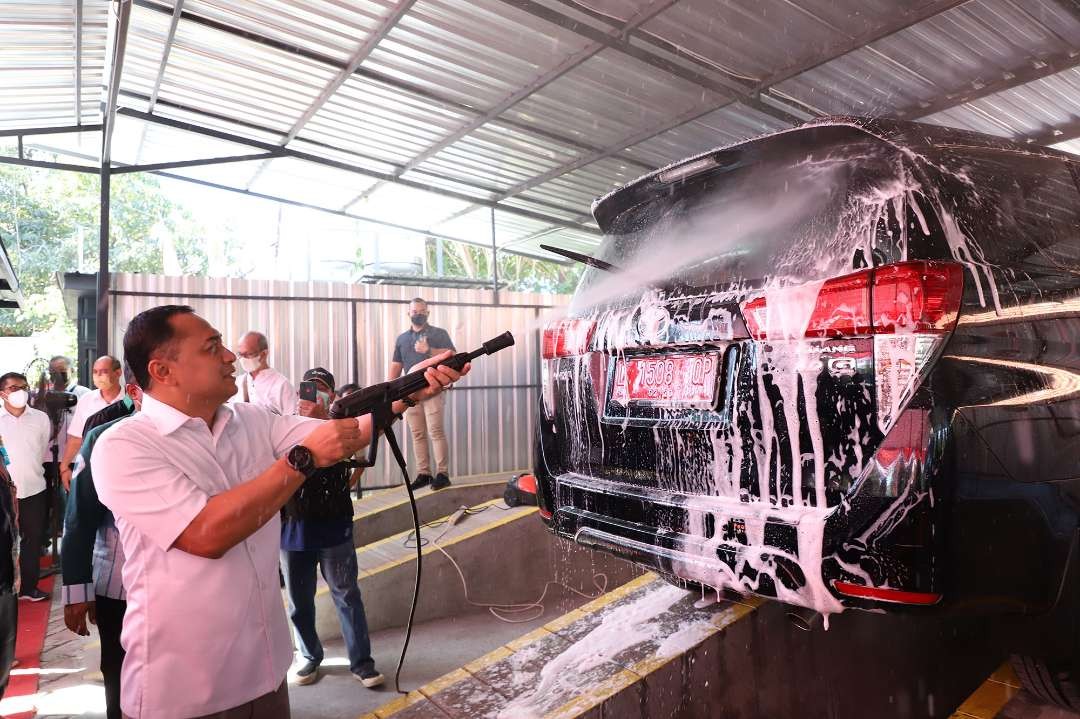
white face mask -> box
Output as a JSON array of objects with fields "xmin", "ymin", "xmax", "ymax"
[
  {"xmin": 239, "ymin": 357, "xmax": 260, "ymax": 373},
  {"xmin": 6, "ymin": 390, "xmax": 28, "ymax": 409}
]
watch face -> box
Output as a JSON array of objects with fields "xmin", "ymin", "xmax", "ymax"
[{"xmin": 288, "ymin": 445, "xmax": 314, "ymax": 473}]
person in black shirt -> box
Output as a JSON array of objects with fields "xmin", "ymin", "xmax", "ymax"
[
  {"xmin": 389, "ymin": 298, "xmax": 455, "ymax": 491},
  {"xmin": 0, "ymin": 448, "xmax": 17, "ymax": 699},
  {"xmin": 280, "ymin": 368, "xmax": 382, "ymax": 689}
]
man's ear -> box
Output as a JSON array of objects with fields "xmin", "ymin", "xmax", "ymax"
[{"xmin": 147, "ymin": 358, "xmax": 171, "ymax": 387}]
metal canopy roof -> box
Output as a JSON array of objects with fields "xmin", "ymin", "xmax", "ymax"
[{"xmin": 4, "ymin": 0, "xmax": 1080, "ymax": 260}]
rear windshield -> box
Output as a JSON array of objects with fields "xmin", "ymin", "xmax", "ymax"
[{"xmin": 579, "ymin": 130, "xmax": 949, "ymax": 305}]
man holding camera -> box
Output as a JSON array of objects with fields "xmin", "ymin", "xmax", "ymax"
[
  {"xmin": 283, "ymin": 368, "xmax": 381, "ymax": 688},
  {"xmin": 390, "ymin": 298, "xmax": 455, "ymax": 491},
  {"xmin": 92, "ymin": 306, "xmax": 467, "ymax": 718},
  {"xmin": 0, "ymin": 372, "xmax": 52, "ymax": 602},
  {"xmin": 60, "ymin": 356, "xmax": 126, "ymax": 491}
]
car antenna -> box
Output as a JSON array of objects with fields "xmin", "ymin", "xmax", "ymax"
[{"xmin": 540, "ymin": 243, "xmax": 619, "ymax": 273}]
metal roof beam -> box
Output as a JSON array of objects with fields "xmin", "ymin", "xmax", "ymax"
[
  {"xmin": 149, "ymin": 0, "xmax": 184, "ymax": 112},
  {"xmin": 283, "ymin": 0, "xmax": 417, "ymax": 144},
  {"xmin": 111, "ymin": 151, "xmax": 282, "ymax": 174},
  {"xmin": 74, "ymin": 0, "xmax": 83, "ymax": 124},
  {"xmin": 131, "ymin": 0, "xmax": 651, "ymax": 170},
  {"xmin": 116, "ymin": 107, "xmax": 600, "ymax": 234},
  {"xmin": 1024, "ymin": 119, "xmax": 1080, "ymax": 147},
  {"xmin": 398, "ymin": 0, "xmax": 681, "ymax": 176},
  {"xmin": 902, "ymin": 47, "xmax": 1080, "ymax": 121},
  {"xmin": 0, "ymin": 123, "xmax": 102, "ymax": 137},
  {"xmin": 492, "ymin": 0, "xmax": 803, "ymax": 126},
  {"xmin": 494, "ymin": 0, "xmax": 971, "ymax": 202},
  {"xmin": 149, "ymin": 170, "xmax": 584, "ymax": 259},
  {"xmin": 0, "ymin": 155, "xmax": 97, "ymax": 173},
  {"xmin": 101, "ymin": 0, "xmax": 132, "ymax": 167}
]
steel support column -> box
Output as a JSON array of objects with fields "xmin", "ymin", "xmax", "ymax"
[
  {"xmin": 97, "ymin": 166, "xmax": 111, "ymax": 356},
  {"xmin": 491, "ymin": 206, "xmax": 499, "ymax": 305}
]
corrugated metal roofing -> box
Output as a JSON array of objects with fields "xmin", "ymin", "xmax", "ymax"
[{"xmin": 4, "ymin": 0, "xmax": 1080, "ymax": 256}]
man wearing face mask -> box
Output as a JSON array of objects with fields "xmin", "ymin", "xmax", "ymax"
[
  {"xmin": 281, "ymin": 367, "xmax": 382, "ymax": 688},
  {"xmin": 232, "ymin": 331, "xmax": 297, "ymax": 416},
  {"xmin": 60, "ymin": 356, "xmax": 125, "ymax": 491},
  {"xmin": 60, "ymin": 364, "xmax": 142, "ymax": 719},
  {"xmin": 0, "ymin": 372, "xmax": 52, "ymax": 601},
  {"xmin": 389, "ymin": 298, "xmax": 456, "ymax": 491}
]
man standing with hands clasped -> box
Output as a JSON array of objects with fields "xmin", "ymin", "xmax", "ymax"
[
  {"xmin": 92, "ymin": 305, "xmax": 468, "ymax": 719},
  {"xmin": 389, "ymin": 298, "xmax": 455, "ymax": 491}
]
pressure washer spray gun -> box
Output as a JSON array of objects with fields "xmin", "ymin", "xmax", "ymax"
[{"xmin": 326, "ymin": 331, "xmax": 515, "ymax": 693}]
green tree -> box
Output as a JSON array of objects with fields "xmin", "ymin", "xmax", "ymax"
[
  {"xmin": 0, "ymin": 162, "xmax": 216, "ymax": 340},
  {"xmin": 423, "ymin": 237, "xmax": 581, "ymax": 293}
]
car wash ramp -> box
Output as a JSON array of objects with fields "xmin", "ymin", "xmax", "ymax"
[
  {"xmin": 349, "ymin": 472, "xmax": 513, "ymax": 547},
  {"xmin": 360, "ymin": 572, "xmax": 763, "ymax": 719},
  {"xmin": 312, "ymin": 496, "xmax": 643, "ymax": 640}
]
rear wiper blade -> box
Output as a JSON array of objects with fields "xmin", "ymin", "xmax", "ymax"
[{"xmin": 540, "ymin": 243, "xmax": 619, "ymax": 273}]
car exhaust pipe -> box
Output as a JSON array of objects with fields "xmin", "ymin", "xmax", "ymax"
[{"xmin": 787, "ymin": 607, "xmax": 822, "ymax": 632}]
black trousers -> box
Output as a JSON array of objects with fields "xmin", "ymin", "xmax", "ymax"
[
  {"xmin": 17, "ymin": 489, "xmax": 47, "ymax": 594},
  {"xmin": 96, "ymin": 595, "xmax": 127, "ymax": 719},
  {"xmin": 0, "ymin": 589, "xmax": 16, "ymax": 700}
]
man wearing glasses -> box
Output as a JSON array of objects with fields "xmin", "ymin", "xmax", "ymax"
[
  {"xmin": 0, "ymin": 372, "xmax": 52, "ymax": 602},
  {"xmin": 232, "ymin": 331, "xmax": 297, "ymax": 416}
]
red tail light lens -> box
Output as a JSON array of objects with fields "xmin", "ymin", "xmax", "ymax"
[
  {"xmin": 833, "ymin": 580, "xmax": 941, "ymax": 605},
  {"xmin": 742, "ymin": 262, "xmax": 962, "ymax": 340},
  {"xmin": 542, "ymin": 319, "xmax": 596, "ymax": 359},
  {"xmin": 872, "ymin": 262, "xmax": 963, "ymax": 334}
]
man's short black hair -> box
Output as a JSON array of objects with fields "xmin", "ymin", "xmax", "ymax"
[
  {"xmin": 0, "ymin": 372, "xmax": 27, "ymax": 389},
  {"xmin": 124, "ymin": 305, "xmax": 195, "ymax": 389},
  {"xmin": 411, "ymin": 297, "xmax": 428, "ymax": 306}
]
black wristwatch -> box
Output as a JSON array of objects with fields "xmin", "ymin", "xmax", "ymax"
[
  {"xmin": 402, "ymin": 397, "xmax": 417, "ymax": 408},
  {"xmin": 286, "ymin": 444, "xmax": 317, "ymax": 478}
]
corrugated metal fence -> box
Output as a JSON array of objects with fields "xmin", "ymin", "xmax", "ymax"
[{"xmin": 109, "ymin": 273, "xmax": 567, "ymax": 485}]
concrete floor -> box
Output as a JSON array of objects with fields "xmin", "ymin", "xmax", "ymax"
[{"xmin": 10, "ymin": 582, "xmax": 584, "ymax": 719}]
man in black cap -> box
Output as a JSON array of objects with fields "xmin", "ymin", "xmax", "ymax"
[{"xmin": 281, "ymin": 368, "xmax": 382, "ymax": 688}]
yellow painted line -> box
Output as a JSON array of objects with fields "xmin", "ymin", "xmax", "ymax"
[
  {"xmin": 367, "ymin": 573, "xmax": 656, "ymax": 718},
  {"xmin": 542, "ymin": 594, "xmax": 764, "ymax": 718},
  {"xmin": 543, "ymin": 572, "xmax": 658, "ymax": 634},
  {"xmin": 317, "ymin": 500, "xmax": 535, "ymax": 597},
  {"xmin": 949, "ymin": 662, "xmax": 1021, "ymax": 719},
  {"xmin": 361, "ymin": 688, "xmax": 427, "ymax": 719}
]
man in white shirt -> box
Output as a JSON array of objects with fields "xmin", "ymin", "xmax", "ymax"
[
  {"xmin": 43, "ymin": 355, "xmax": 91, "ymax": 464},
  {"xmin": 231, "ymin": 331, "xmax": 297, "ymax": 416},
  {"xmin": 59, "ymin": 356, "xmax": 125, "ymax": 491},
  {"xmin": 92, "ymin": 305, "xmax": 468, "ymax": 718},
  {"xmin": 0, "ymin": 372, "xmax": 52, "ymax": 601}
]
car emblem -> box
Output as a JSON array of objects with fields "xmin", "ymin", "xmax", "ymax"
[{"xmin": 637, "ymin": 305, "xmax": 671, "ymax": 344}]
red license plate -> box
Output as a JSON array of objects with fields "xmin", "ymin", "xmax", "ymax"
[{"xmin": 610, "ymin": 353, "xmax": 721, "ymax": 408}]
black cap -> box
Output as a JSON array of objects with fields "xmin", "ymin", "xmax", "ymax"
[{"xmin": 302, "ymin": 367, "xmax": 335, "ymax": 393}]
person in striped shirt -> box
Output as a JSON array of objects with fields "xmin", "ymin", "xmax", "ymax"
[{"xmin": 60, "ymin": 365, "xmax": 141, "ymax": 719}]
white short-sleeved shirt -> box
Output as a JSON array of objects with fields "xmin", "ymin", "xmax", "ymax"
[
  {"xmin": 0, "ymin": 406, "xmax": 51, "ymax": 498},
  {"xmin": 231, "ymin": 367, "xmax": 297, "ymax": 416},
  {"xmin": 68, "ymin": 388, "xmax": 126, "ymax": 439},
  {"xmin": 92, "ymin": 393, "xmax": 320, "ymax": 718}
]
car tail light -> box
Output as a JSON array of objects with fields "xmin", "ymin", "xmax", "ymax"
[
  {"xmin": 741, "ymin": 262, "xmax": 962, "ymax": 340},
  {"xmin": 541, "ymin": 318, "xmax": 596, "ymax": 418},
  {"xmin": 542, "ymin": 318, "xmax": 595, "ymax": 359},
  {"xmin": 833, "ymin": 580, "xmax": 941, "ymax": 605}
]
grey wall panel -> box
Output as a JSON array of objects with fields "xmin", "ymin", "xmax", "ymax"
[{"xmin": 110, "ymin": 273, "xmax": 565, "ymax": 485}]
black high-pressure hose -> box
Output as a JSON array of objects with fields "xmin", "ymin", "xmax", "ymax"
[{"xmin": 328, "ymin": 331, "xmax": 516, "ymax": 694}]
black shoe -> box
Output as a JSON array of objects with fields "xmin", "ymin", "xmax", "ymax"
[
  {"xmin": 431, "ymin": 473, "xmax": 451, "ymax": 491},
  {"xmin": 19, "ymin": 588, "xmax": 48, "ymax": 602},
  {"xmin": 409, "ymin": 474, "xmax": 433, "ymax": 491},
  {"xmin": 295, "ymin": 659, "xmax": 321, "ymax": 686},
  {"xmin": 353, "ymin": 666, "xmax": 384, "ymax": 688}
]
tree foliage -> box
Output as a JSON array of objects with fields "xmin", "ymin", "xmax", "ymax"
[
  {"xmin": 424, "ymin": 238, "xmax": 582, "ymax": 294},
  {"xmin": 0, "ymin": 163, "xmax": 212, "ymax": 339}
]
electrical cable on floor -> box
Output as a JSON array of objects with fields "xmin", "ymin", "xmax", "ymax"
[{"xmin": 402, "ymin": 503, "xmax": 609, "ymax": 623}]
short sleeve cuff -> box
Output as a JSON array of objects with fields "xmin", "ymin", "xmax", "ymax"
[
  {"xmin": 62, "ymin": 582, "xmax": 95, "ymax": 605},
  {"xmin": 154, "ymin": 491, "xmax": 210, "ymax": 553}
]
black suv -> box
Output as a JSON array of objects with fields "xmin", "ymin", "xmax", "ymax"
[{"xmin": 535, "ymin": 117, "xmax": 1080, "ymax": 708}]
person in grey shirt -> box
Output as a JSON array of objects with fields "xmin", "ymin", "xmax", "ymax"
[{"xmin": 389, "ymin": 298, "xmax": 455, "ymax": 490}]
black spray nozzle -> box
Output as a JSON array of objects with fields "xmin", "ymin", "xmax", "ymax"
[
  {"xmin": 44, "ymin": 391, "xmax": 78, "ymax": 410},
  {"xmin": 329, "ymin": 331, "xmax": 515, "ymax": 421}
]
